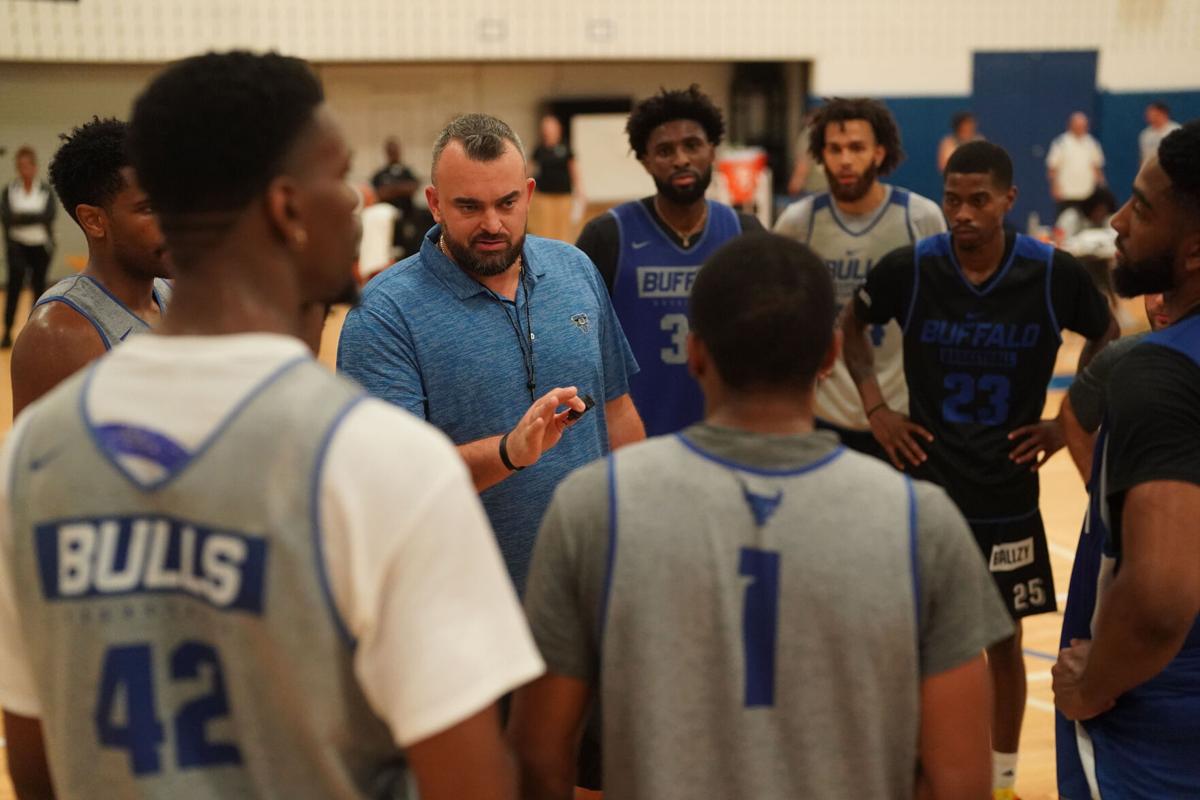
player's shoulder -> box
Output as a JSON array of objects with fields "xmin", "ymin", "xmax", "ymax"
[
  {"xmin": 902, "ymin": 190, "xmax": 943, "ymax": 217},
  {"xmin": 12, "ymin": 296, "xmax": 108, "ymax": 373},
  {"xmin": 775, "ymin": 194, "xmax": 818, "ymax": 225},
  {"xmin": 328, "ymin": 396, "xmax": 466, "ymax": 481}
]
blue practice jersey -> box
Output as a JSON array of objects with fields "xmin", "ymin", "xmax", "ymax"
[
  {"xmin": 1058, "ymin": 317, "xmax": 1200, "ymax": 799},
  {"xmin": 609, "ymin": 200, "xmax": 742, "ymax": 436}
]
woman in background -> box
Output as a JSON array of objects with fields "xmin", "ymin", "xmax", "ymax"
[{"xmin": 1, "ymin": 146, "xmax": 56, "ymax": 348}]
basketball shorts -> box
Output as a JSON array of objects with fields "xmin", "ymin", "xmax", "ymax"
[{"xmin": 968, "ymin": 511, "xmax": 1057, "ymax": 620}]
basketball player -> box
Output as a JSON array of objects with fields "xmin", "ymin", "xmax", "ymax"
[
  {"xmin": 511, "ymin": 232, "xmax": 1012, "ymax": 799},
  {"xmin": 1058, "ymin": 292, "xmax": 1167, "ymax": 480},
  {"xmin": 843, "ymin": 141, "xmax": 1117, "ymax": 799},
  {"xmin": 575, "ymin": 85, "xmax": 763, "ymax": 437},
  {"xmin": 11, "ymin": 117, "xmax": 171, "ymax": 418},
  {"xmin": 774, "ymin": 98, "xmax": 946, "ymax": 460},
  {"xmin": 0, "ymin": 51, "xmax": 541, "ymax": 799},
  {"xmin": 1054, "ymin": 119, "xmax": 1200, "ymax": 798}
]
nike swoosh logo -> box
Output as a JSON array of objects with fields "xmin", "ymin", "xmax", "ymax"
[
  {"xmin": 119, "ymin": 326, "xmax": 134, "ymax": 341},
  {"xmin": 631, "ymin": 240, "xmax": 651, "ymax": 250},
  {"xmin": 29, "ymin": 448, "xmax": 62, "ymax": 472}
]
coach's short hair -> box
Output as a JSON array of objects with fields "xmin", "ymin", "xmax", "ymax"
[
  {"xmin": 431, "ymin": 114, "xmax": 524, "ymax": 181},
  {"xmin": 625, "ymin": 85, "xmax": 725, "ymax": 160},
  {"xmin": 49, "ymin": 117, "xmax": 130, "ymax": 225},
  {"xmin": 945, "ymin": 140, "xmax": 1014, "ymax": 189},
  {"xmin": 129, "ymin": 51, "xmax": 324, "ymax": 220},
  {"xmin": 1159, "ymin": 119, "xmax": 1200, "ymax": 214},
  {"xmin": 690, "ymin": 233, "xmax": 834, "ymax": 392},
  {"xmin": 807, "ymin": 98, "xmax": 905, "ymax": 175}
]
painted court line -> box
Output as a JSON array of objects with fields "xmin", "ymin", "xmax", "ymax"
[
  {"xmin": 1049, "ymin": 541, "xmax": 1076, "ymax": 561},
  {"xmin": 1028, "ymin": 698, "xmax": 1056, "ymax": 714}
]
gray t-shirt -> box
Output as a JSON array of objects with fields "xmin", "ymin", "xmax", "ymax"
[
  {"xmin": 525, "ymin": 423, "xmax": 1012, "ymax": 799},
  {"xmin": 1068, "ymin": 332, "xmax": 1149, "ymax": 433}
]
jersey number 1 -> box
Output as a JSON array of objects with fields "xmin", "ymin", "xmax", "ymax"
[{"xmin": 739, "ymin": 547, "xmax": 780, "ymax": 708}]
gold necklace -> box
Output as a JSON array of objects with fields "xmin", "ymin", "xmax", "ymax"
[{"xmin": 654, "ymin": 197, "xmax": 708, "ymax": 248}]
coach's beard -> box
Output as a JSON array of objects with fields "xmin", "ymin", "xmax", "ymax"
[{"xmin": 443, "ymin": 229, "xmax": 525, "ymax": 277}]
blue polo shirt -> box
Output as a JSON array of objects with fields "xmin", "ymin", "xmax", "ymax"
[{"xmin": 337, "ymin": 226, "xmax": 638, "ymax": 591}]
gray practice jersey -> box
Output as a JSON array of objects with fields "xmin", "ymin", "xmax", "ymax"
[
  {"xmin": 775, "ymin": 187, "xmax": 946, "ymax": 430},
  {"xmin": 34, "ymin": 274, "xmax": 172, "ymax": 349},
  {"xmin": 5, "ymin": 359, "xmax": 410, "ymax": 799},
  {"xmin": 525, "ymin": 424, "xmax": 1012, "ymax": 800}
]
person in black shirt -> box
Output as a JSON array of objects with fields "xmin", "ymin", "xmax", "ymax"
[
  {"xmin": 527, "ymin": 114, "xmax": 579, "ymax": 242},
  {"xmin": 1052, "ymin": 119, "xmax": 1200, "ymax": 796},
  {"xmin": 844, "ymin": 141, "xmax": 1116, "ymax": 798},
  {"xmin": 371, "ymin": 137, "xmax": 428, "ymax": 257},
  {"xmin": 371, "ymin": 137, "xmax": 418, "ymax": 216}
]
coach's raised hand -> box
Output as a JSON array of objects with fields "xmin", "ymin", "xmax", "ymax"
[
  {"xmin": 457, "ymin": 387, "xmax": 587, "ymax": 492},
  {"xmin": 504, "ymin": 387, "xmax": 587, "ymax": 468}
]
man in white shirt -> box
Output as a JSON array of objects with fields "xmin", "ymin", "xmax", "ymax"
[
  {"xmin": 1138, "ymin": 101, "xmax": 1182, "ymax": 165},
  {"xmin": 1046, "ymin": 112, "xmax": 1106, "ymax": 217},
  {"xmin": 0, "ymin": 50, "xmax": 542, "ymax": 800}
]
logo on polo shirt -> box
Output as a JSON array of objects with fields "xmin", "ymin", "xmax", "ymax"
[{"xmin": 570, "ymin": 313, "xmax": 590, "ymax": 333}]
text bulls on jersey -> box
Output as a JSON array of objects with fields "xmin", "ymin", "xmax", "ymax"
[{"xmin": 35, "ymin": 515, "xmax": 268, "ymax": 613}]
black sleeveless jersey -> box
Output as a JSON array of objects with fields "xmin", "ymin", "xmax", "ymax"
[{"xmin": 855, "ymin": 232, "xmax": 1110, "ymax": 519}]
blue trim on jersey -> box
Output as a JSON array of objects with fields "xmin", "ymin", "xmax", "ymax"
[
  {"xmin": 804, "ymin": 196, "xmax": 820, "ymax": 242},
  {"xmin": 1144, "ymin": 312, "xmax": 1200, "ymax": 368},
  {"xmin": 906, "ymin": 476, "xmax": 921, "ymax": 644},
  {"xmin": 80, "ymin": 274, "xmax": 155, "ymax": 328},
  {"xmin": 34, "ymin": 296, "xmax": 113, "ymax": 350},
  {"xmin": 92, "ymin": 424, "xmax": 190, "ymax": 472},
  {"xmin": 628, "ymin": 199, "xmax": 725, "ymax": 256},
  {"xmin": 825, "ymin": 186, "xmax": 907, "ymax": 238},
  {"xmin": 598, "ymin": 453, "xmax": 619, "ymax": 641},
  {"xmin": 964, "ymin": 507, "xmax": 1040, "ymax": 524},
  {"xmin": 1044, "ymin": 244, "xmax": 1063, "ymax": 343},
  {"xmin": 674, "ymin": 433, "xmax": 847, "ymax": 477},
  {"xmin": 902, "ymin": 244, "xmax": 922, "ymax": 334},
  {"xmin": 310, "ymin": 394, "xmax": 367, "ymax": 648},
  {"xmin": 79, "ymin": 355, "xmax": 311, "ymax": 493},
  {"xmin": 945, "ymin": 232, "xmax": 1021, "ymax": 297},
  {"xmin": 806, "ymin": 194, "xmax": 831, "ymax": 242},
  {"xmin": 899, "ymin": 189, "xmax": 914, "ymax": 242}
]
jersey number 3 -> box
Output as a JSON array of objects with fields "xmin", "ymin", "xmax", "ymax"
[
  {"xmin": 95, "ymin": 641, "xmax": 242, "ymax": 775},
  {"xmin": 942, "ymin": 372, "xmax": 1011, "ymax": 425},
  {"xmin": 660, "ymin": 313, "xmax": 689, "ymax": 365},
  {"xmin": 739, "ymin": 547, "xmax": 780, "ymax": 708}
]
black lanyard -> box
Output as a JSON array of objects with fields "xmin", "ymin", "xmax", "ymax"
[{"xmin": 486, "ymin": 268, "xmax": 536, "ymax": 402}]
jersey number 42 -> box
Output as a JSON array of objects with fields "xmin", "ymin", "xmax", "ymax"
[{"xmin": 95, "ymin": 640, "xmax": 241, "ymax": 775}]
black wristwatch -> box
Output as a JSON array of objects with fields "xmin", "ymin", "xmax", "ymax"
[{"xmin": 499, "ymin": 432, "xmax": 525, "ymax": 471}]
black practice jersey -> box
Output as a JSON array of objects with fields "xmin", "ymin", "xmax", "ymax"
[{"xmin": 856, "ymin": 232, "xmax": 1111, "ymax": 519}]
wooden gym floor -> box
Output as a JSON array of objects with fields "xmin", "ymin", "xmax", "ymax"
[{"xmin": 0, "ymin": 292, "xmax": 1148, "ymax": 800}]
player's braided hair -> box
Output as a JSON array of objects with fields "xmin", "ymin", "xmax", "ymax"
[
  {"xmin": 806, "ymin": 98, "xmax": 905, "ymax": 175},
  {"xmin": 625, "ymin": 85, "xmax": 725, "ymax": 160},
  {"xmin": 48, "ymin": 117, "xmax": 129, "ymax": 225}
]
